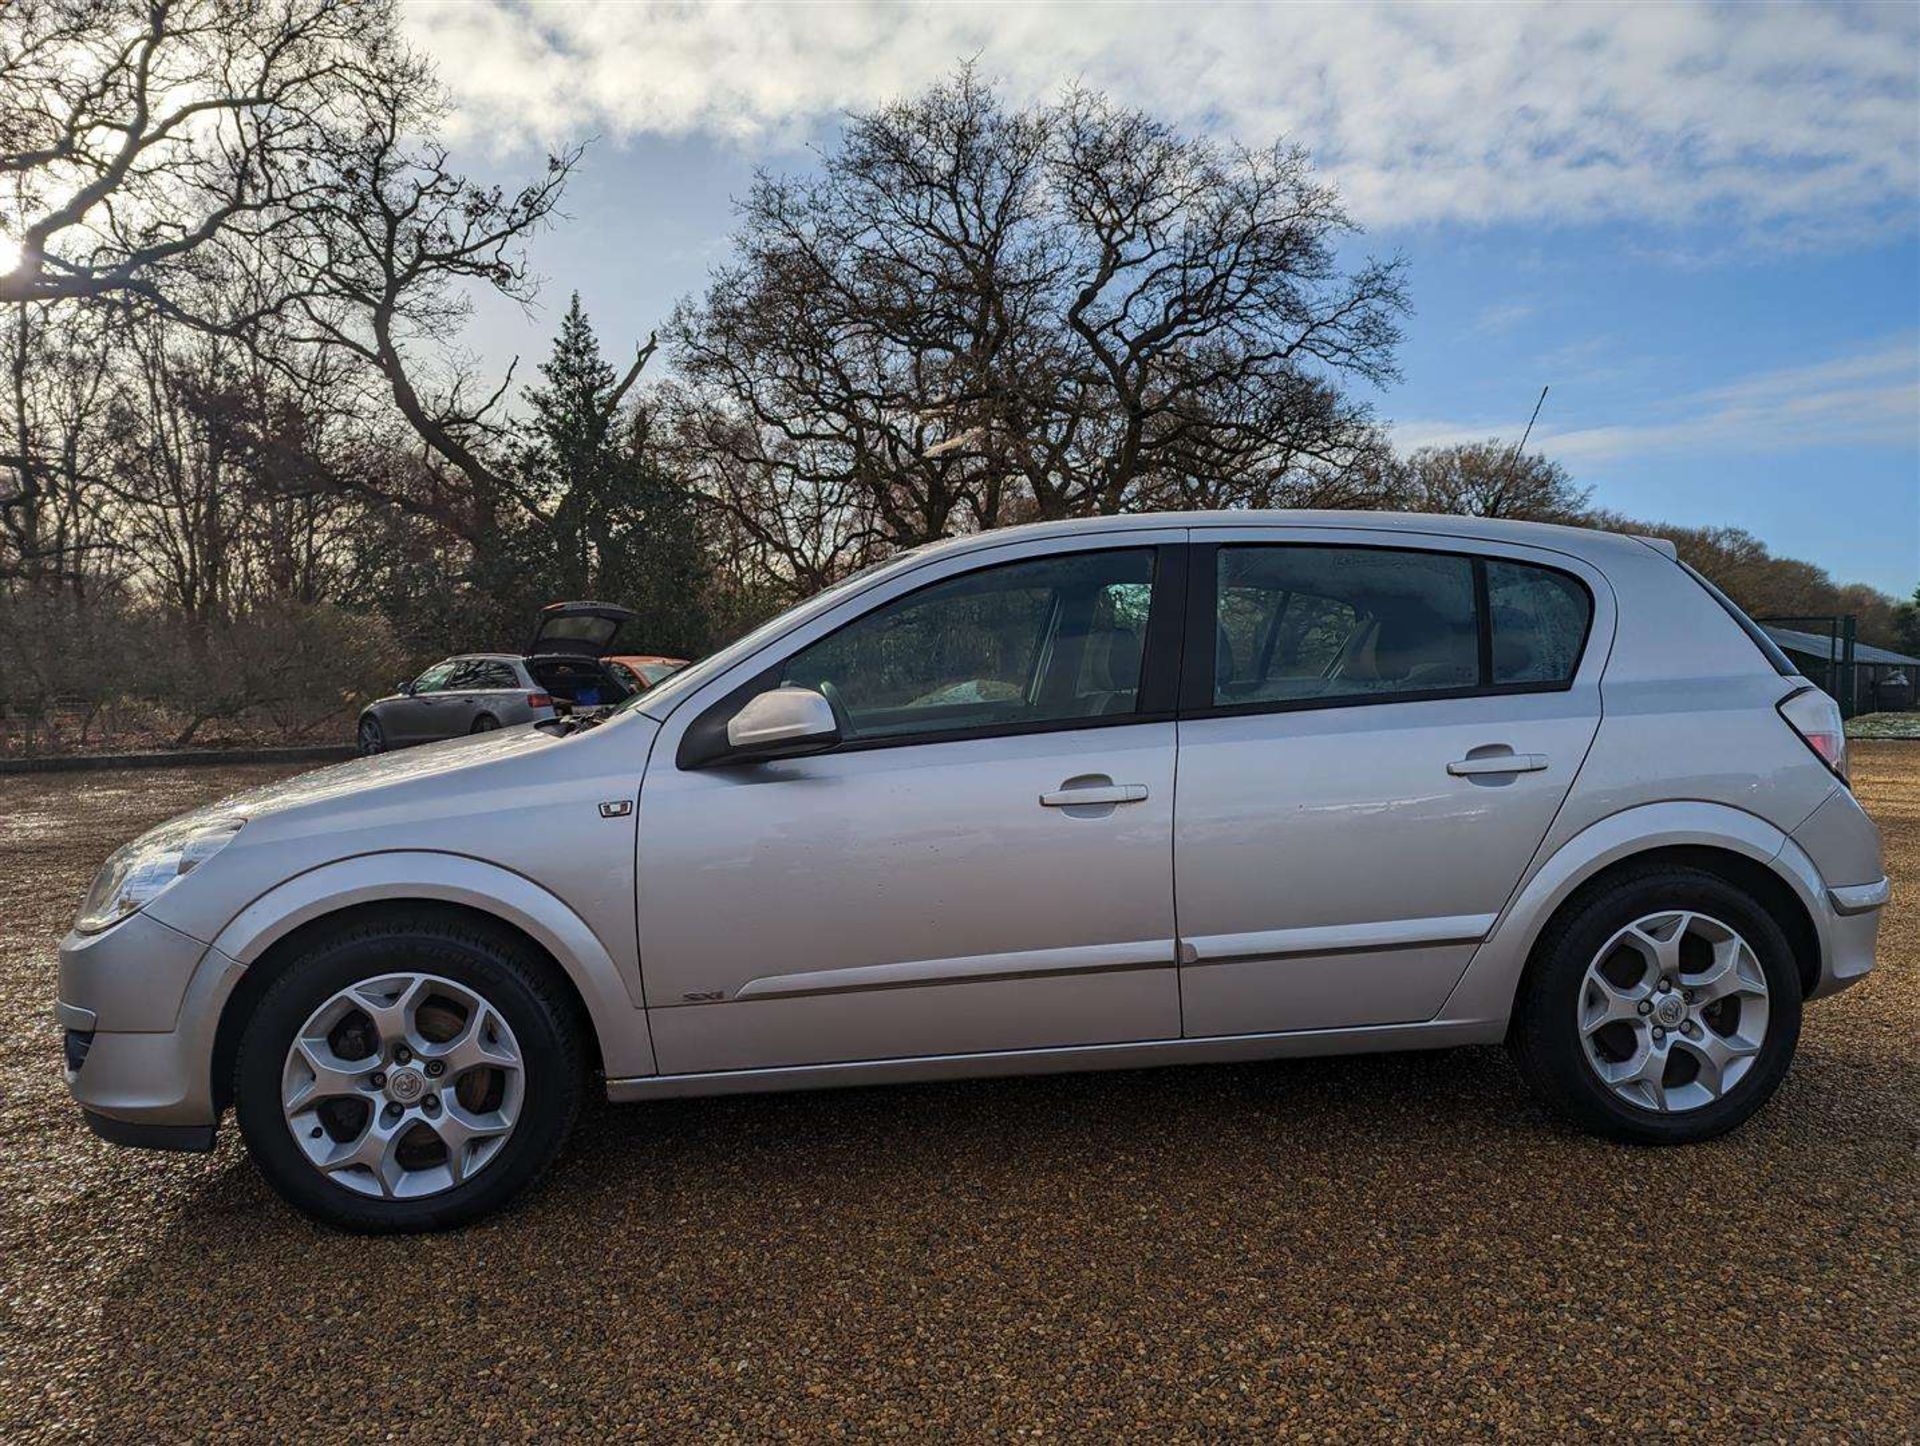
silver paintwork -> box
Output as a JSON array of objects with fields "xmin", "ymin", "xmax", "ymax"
[
  {"xmin": 1576, "ymin": 911, "xmax": 1769, "ymax": 1113},
  {"xmin": 56, "ymin": 510, "xmax": 1889, "ymax": 1147},
  {"xmin": 282, "ymin": 972, "xmax": 523, "ymax": 1198}
]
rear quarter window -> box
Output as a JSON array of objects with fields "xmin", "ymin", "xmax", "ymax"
[{"xmin": 1486, "ymin": 561, "xmax": 1593, "ymax": 685}]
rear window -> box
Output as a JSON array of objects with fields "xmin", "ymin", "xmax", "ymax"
[
  {"xmin": 1679, "ymin": 562, "xmax": 1794, "ymax": 676},
  {"xmin": 1209, "ymin": 545, "xmax": 1593, "ymax": 708}
]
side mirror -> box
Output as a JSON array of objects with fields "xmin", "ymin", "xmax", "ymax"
[
  {"xmin": 721, "ymin": 687, "xmax": 841, "ymax": 762},
  {"xmin": 397, "ymin": 680, "xmax": 417, "ymax": 697}
]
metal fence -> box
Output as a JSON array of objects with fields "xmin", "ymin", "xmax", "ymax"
[{"xmin": 1758, "ymin": 616, "xmax": 1917, "ymax": 719}]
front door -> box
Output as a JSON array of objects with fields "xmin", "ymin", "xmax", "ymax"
[
  {"xmin": 636, "ymin": 538, "xmax": 1187, "ymax": 1075},
  {"xmin": 390, "ymin": 660, "xmax": 458, "ymax": 743},
  {"xmin": 1173, "ymin": 533, "xmax": 1607, "ymax": 1036}
]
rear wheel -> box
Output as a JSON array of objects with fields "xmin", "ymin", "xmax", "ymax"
[
  {"xmin": 470, "ymin": 714, "xmax": 500, "ymax": 734},
  {"xmin": 234, "ymin": 915, "xmax": 583, "ymax": 1232},
  {"xmin": 1509, "ymin": 866, "xmax": 1802, "ymax": 1143},
  {"xmin": 356, "ymin": 714, "xmax": 385, "ymax": 755}
]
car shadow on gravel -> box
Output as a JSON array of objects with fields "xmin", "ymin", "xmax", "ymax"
[
  {"xmin": 86, "ymin": 1038, "xmax": 1918, "ymax": 1435},
  {"xmin": 86, "ymin": 1047, "xmax": 1527, "ymax": 1422}
]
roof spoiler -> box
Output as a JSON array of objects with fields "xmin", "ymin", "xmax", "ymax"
[{"xmin": 1633, "ymin": 535, "xmax": 1678, "ymax": 560}]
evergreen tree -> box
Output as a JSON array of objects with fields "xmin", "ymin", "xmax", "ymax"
[{"xmin": 518, "ymin": 295, "xmax": 712, "ymax": 655}]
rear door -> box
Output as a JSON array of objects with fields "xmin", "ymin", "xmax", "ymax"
[
  {"xmin": 467, "ymin": 660, "xmax": 525, "ymax": 725},
  {"xmin": 1173, "ymin": 530, "xmax": 1610, "ymax": 1036}
]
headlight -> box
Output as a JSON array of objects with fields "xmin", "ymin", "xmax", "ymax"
[{"xmin": 75, "ymin": 814, "xmax": 245, "ymax": 934}]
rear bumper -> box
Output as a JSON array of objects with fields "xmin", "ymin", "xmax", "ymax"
[
  {"xmin": 1808, "ymin": 876, "xmax": 1887, "ymax": 1000},
  {"xmin": 1789, "ymin": 788, "xmax": 1888, "ymax": 1000}
]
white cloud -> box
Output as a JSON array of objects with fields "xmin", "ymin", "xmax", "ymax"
[
  {"xmin": 1393, "ymin": 335, "xmax": 1920, "ymax": 462},
  {"xmin": 401, "ymin": 0, "xmax": 1919, "ymax": 242},
  {"xmin": 1473, "ymin": 301, "xmax": 1538, "ymax": 336}
]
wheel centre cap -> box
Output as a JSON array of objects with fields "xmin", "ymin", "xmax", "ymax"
[
  {"xmin": 386, "ymin": 1068, "xmax": 426, "ymax": 1104},
  {"xmin": 1654, "ymin": 994, "xmax": 1686, "ymax": 1028}
]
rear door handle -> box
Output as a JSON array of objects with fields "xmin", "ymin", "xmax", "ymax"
[
  {"xmin": 1447, "ymin": 753, "xmax": 1548, "ymax": 777},
  {"xmin": 1040, "ymin": 784, "xmax": 1149, "ymax": 807}
]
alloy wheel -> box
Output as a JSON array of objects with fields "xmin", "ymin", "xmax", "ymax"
[
  {"xmin": 1576, "ymin": 910, "xmax": 1770, "ymax": 1113},
  {"xmin": 280, "ymin": 973, "xmax": 524, "ymax": 1199}
]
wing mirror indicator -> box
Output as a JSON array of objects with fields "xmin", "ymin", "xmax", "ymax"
[{"xmin": 722, "ymin": 687, "xmax": 842, "ymax": 763}]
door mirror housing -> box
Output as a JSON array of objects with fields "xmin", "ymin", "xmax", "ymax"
[
  {"xmin": 396, "ymin": 680, "xmax": 417, "ymax": 697},
  {"xmin": 721, "ymin": 687, "xmax": 842, "ymax": 763}
]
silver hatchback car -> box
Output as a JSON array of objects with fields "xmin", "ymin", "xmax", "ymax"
[
  {"xmin": 58, "ymin": 513, "xmax": 1888, "ymax": 1231},
  {"xmin": 355, "ymin": 602, "xmax": 640, "ymax": 753}
]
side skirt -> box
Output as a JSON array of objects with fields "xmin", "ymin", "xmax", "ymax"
[{"xmin": 604, "ymin": 1017, "xmax": 1505, "ymax": 1103}]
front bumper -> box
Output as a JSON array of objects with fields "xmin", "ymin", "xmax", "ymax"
[{"xmin": 58, "ymin": 912, "xmax": 239, "ymax": 1143}]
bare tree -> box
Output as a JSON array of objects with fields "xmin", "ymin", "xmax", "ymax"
[
  {"xmin": 0, "ymin": 0, "xmax": 399, "ymax": 319},
  {"xmin": 1388, "ymin": 441, "xmax": 1592, "ymax": 523},
  {"xmin": 669, "ymin": 70, "xmax": 1407, "ymax": 588},
  {"xmin": 252, "ymin": 60, "xmax": 583, "ymax": 549},
  {"xmin": 0, "ymin": 300, "xmax": 122, "ymax": 585}
]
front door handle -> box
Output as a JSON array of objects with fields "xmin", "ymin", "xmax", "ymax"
[
  {"xmin": 1040, "ymin": 784, "xmax": 1149, "ymax": 807},
  {"xmin": 1447, "ymin": 753, "xmax": 1548, "ymax": 777}
]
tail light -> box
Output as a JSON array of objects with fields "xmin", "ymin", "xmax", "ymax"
[
  {"xmin": 1777, "ymin": 686, "xmax": 1847, "ymax": 783},
  {"xmin": 527, "ymin": 692, "xmax": 553, "ymax": 709}
]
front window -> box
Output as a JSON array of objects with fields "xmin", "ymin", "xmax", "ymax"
[
  {"xmin": 777, "ymin": 549, "xmax": 1157, "ymax": 743},
  {"xmin": 411, "ymin": 661, "xmax": 458, "ymax": 694}
]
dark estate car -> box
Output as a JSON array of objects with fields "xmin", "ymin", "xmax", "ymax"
[{"xmin": 356, "ymin": 602, "xmax": 639, "ymax": 754}]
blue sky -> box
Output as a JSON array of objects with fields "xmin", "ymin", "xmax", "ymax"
[{"xmin": 416, "ymin": 0, "xmax": 1920, "ymax": 598}]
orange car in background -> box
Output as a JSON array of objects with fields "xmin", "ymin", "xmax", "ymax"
[{"xmin": 605, "ymin": 654, "xmax": 690, "ymax": 693}]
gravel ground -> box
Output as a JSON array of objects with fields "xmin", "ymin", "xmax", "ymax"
[{"xmin": 2, "ymin": 749, "xmax": 1915, "ymax": 1441}]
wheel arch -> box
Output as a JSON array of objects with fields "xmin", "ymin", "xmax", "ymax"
[
  {"xmin": 205, "ymin": 852, "xmax": 653, "ymax": 1109},
  {"xmin": 1440, "ymin": 802, "xmax": 1825, "ymax": 1028}
]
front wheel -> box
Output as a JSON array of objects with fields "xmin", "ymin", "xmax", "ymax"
[
  {"xmin": 234, "ymin": 914, "xmax": 583, "ymax": 1232},
  {"xmin": 1509, "ymin": 866, "xmax": 1802, "ymax": 1144},
  {"xmin": 356, "ymin": 714, "xmax": 385, "ymax": 755}
]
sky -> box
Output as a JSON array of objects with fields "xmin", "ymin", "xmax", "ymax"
[{"xmin": 401, "ymin": 0, "xmax": 1920, "ymax": 597}]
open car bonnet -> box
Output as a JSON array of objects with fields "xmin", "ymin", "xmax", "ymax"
[{"xmin": 526, "ymin": 600, "xmax": 636, "ymax": 657}]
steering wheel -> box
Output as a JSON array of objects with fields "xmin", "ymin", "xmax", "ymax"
[{"xmin": 815, "ymin": 678, "xmax": 854, "ymax": 737}]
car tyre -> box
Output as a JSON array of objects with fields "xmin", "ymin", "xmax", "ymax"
[
  {"xmin": 470, "ymin": 714, "xmax": 499, "ymax": 734},
  {"xmin": 233, "ymin": 913, "xmax": 584, "ymax": 1232},
  {"xmin": 356, "ymin": 714, "xmax": 385, "ymax": 755},
  {"xmin": 1509, "ymin": 865, "xmax": 1802, "ymax": 1144}
]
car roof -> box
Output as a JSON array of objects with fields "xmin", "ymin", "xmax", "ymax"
[
  {"xmin": 895, "ymin": 510, "xmax": 1661, "ymax": 568},
  {"xmin": 445, "ymin": 653, "xmax": 524, "ymax": 664}
]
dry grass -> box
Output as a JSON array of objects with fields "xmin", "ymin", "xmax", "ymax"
[{"xmin": 1, "ymin": 749, "xmax": 1915, "ymax": 1440}]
